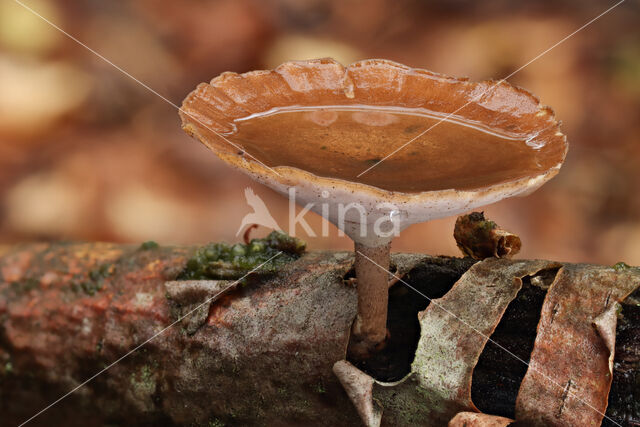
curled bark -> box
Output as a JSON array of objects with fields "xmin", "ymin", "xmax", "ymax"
[{"xmin": 454, "ymin": 212, "xmax": 521, "ymax": 260}]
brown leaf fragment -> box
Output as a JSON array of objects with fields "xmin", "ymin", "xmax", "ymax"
[
  {"xmin": 448, "ymin": 411, "xmax": 513, "ymax": 426},
  {"xmin": 454, "ymin": 212, "xmax": 521, "ymax": 260},
  {"xmin": 515, "ymin": 265, "xmax": 640, "ymax": 426}
]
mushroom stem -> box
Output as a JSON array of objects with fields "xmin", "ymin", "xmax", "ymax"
[{"xmin": 350, "ymin": 241, "xmax": 391, "ymax": 356}]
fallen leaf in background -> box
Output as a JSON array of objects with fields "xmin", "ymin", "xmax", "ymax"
[
  {"xmin": 0, "ymin": 0, "xmax": 62, "ymax": 55},
  {"xmin": 105, "ymin": 184, "xmax": 199, "ymax": 243},
  {"xmin": 0, "ymin": 57, "xmax": 91, "ymax": 137},
  {"xmin": 263, "ymin": 34, "xmax": 363, "ymax": 68},
  {"xmin": 0, "ymin": 0, "xmax": 638, "ymax": 267},
  {"xmin": 5, "ymin": 170, "xmax": 88, "ymax": 237}
]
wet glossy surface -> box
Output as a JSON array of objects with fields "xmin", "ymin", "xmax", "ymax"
[{"xmin": 230, "ymin": 106, "xmax": 555, "ymax": 192}]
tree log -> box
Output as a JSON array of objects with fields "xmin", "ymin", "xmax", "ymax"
[{"xmin": 0, "ymin": 243, "xmax": 638, "ymax": 426}]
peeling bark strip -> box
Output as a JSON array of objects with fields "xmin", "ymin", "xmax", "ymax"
[
  {"xmin": 333, "ymin": 360, "xmax": 382, "ymax": 426},
  {"xmin": 338, "ymin": 259, "xmax": 561, "ymax": 426},
  {"xmin": 0, "ymin": 243, "xmax": 639, "ymax": 426},
  {"xmin": 335, "ymin": 259, "xmax": 640, "ymax": 427},
  {"xmin": 411, "ymin": 259, "xmax": 561, "ymax": 420},
  {"xmin": 515, "ymin": 265, "xmax": 640, "ymax": 426}
]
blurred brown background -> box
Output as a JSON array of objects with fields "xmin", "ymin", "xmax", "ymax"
[{"xmin": 0, "ymin": 0, "xmax": 639, "ymax": 265}]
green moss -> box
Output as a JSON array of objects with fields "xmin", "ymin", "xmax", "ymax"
[
  {"xmin": 4, "ymin": 361, "xmax": 12, "ymax": 374},
  {"xmin": 140, "ymin": 241, "xmax": 159, "ymax": 250},
  {"xmin": 178, "ymin": 231, "xmax": 306, "ymax": 280},
  {"xmin": 613, "ymin": 261, "xmax": 631, "ymax": 271},
  {"xmin": 10, "ymin": 277, "xmax": 39, "ymax": 293},
  {"xmin": 481, "ymin": 220, "xmax": 497, "ymax": 230},
  {"xmin": 71, "ymin": 263, "xmax": 113, "ymax": 296},
  {"xmin": 80, "ymin": 280, "xmax": 102, "ymax": 296},
  {"xmin": 89, "ymin": 263, "xmax": 113, "ymax": 281},
  {"xmin": 130, "ymin": 364, "xmax": 156, "ymax": 394},
  {"xmin": 208, "ymin": 419, "xmax": 225, "ymax": 427}
]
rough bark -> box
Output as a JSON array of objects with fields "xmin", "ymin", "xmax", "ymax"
[{"xmin": 0, "ymin": 243, "xmax": 638, "ymax": 426}]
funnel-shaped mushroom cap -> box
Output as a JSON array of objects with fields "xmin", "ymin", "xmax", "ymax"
[{"xmin": 181, "ymin": 59, "xmax": 567, "ymax": 246}]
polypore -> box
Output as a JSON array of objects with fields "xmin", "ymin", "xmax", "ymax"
[{"xmin": 180, "ymin": 58, "xmax": 567, "ymax": 356}]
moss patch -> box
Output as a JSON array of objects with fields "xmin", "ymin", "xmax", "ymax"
[
  {"xmin": 139, "ymin": 241, "xmax": 159, "ymax": 250},
  {"xmin": 178, "ymin": 231, "xmax": 306, "ymax": 280},
  {"xmin": 130, "ymin": 364, "xmax": 156, "ymax": 394},
  {"xmin": 9, "ymin": 277, "xmax": 39, "ymax": 294},
  {"xmin": 613, "ymin": 261, "xmax": 631, "ymax": 271},
  {"xmin": 70, "ymin": 263, "xmax": 114, "ymax": 296}
]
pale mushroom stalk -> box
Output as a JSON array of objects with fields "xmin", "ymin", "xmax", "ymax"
[
  {"xmin": 352, "ymin": 241, "xmax": 391, "ymax": 350},
  {"xmin": 180, "ymin": 58, "xmax": 568, "ymax": 358}
]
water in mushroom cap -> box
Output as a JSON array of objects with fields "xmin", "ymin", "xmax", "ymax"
[{"xmin": 231, "ymin": 105, "xmax": 558, "ymax": 193}]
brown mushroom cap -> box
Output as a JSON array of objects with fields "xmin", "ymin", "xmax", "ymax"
[{"xmin": 180, "ymin": 58, "xmax": 567, "ymax": 245}]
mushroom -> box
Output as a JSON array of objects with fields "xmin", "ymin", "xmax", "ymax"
[{"xmin": 179, "ymin": 58, "xmax": 567, "ymax": 356}]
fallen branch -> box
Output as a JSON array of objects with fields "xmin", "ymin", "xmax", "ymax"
[{"xmin": 0, "ymin": 243, "xmax": 638, "ymax": 426}]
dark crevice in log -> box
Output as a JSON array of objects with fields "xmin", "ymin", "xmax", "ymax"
[
  {"xmin": 347, "ymin": 256, "xmax": 477, "ymax": 382},
  {"xmin": 471, "ymin": 268, "xmax": 559, "ymax": 419},
  {"xmin": 604, "ymin": 288, "xmax": 640, "ymax": 427}
]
